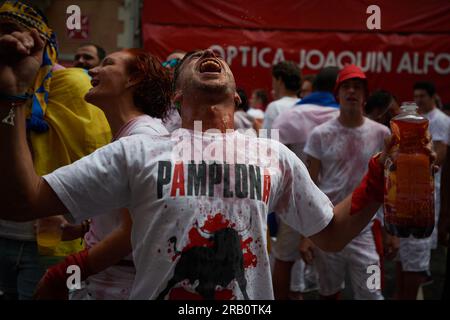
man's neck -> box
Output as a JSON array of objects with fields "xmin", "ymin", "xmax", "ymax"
[
  {"xmin": 277, "ymin": 87, "xmax": 297, "ymax": 100},
  {"xmin": 181, "ymin": 102, "xmax": 235, "ymax": 133},
  {"xmin": 338, "ymin": 106, "xmax": 364, "ymax": 128}
]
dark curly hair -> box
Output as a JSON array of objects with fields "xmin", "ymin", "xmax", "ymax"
[{"xmin": 123, "ymin": 48, "xmax": 172, "ymax": 120}]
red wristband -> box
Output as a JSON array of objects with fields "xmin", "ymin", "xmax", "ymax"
[
  {"xmin": 350, "ymin": 153, "xmax": 384, "ymax": 215},
  {"xmin": 37, "ymin": 248, "xmax": 92, "ymax": 299}
]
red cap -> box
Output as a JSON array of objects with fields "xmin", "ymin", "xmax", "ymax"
[{"xmin": 334, "ymin": 64, "xmax": 367, "ymax": 93}]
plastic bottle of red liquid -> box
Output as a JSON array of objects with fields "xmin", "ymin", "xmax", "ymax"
[{"xmin": 384, "ymin": 102, "xmax": 434, "ymax": 238}]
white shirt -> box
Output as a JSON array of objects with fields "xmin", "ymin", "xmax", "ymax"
[
  {"xmin": 423, "ymin": 107, "xmax": 449, "ymax": 248},
  {"xmin": 304, "ymin": 117, "xmax": 390, "ymax": 205},
  {"xmin": 272, "ymin": 104, "xmax": 339, "ymax": 163},
  {"xmin": 163, "ymin": 107, "xmax": 182, "ymax": 133},
  {"xmin": 44, "ymin": 130, "xmax": 333, "ymax": 300},
  {"xmin": 247, "ymin": 108, "xmax": 265, "ymax": 120},
  {"xmin": 84, "ymin": 115, "xmax": 169, "ymax": 259},
  {"xmin": 234, "ymin": 110, "xmax": 253, "ymax": 130},
  {"xmin": 423, "ymin": 107, "xmax": 450, "ymax": 144},
  {"xmin": 262, "ymin": 97, "xmax": 299, "ymax": 130}
]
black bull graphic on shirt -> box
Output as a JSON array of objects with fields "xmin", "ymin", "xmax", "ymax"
[{"xmin": 156, "ymin": 219, "xmax": 252, "ymax": 300}]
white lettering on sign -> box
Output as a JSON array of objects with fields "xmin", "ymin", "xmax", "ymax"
[{"xmin": 209, "ymin": 45, "xmax": 448, "ymax": 75}]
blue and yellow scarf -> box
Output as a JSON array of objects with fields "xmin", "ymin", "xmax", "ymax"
[{"xmin": 0, "ymin": 0, "xmax": 58, "ymax": 132}]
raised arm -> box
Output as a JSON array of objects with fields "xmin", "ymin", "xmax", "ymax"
[
  {"xmin": 0, "ymin": 29, "xmax": 68, "ymax": 221},
  {"xmin": 310, "ymin": 192, "xmax": 381, "ymax": 252}
]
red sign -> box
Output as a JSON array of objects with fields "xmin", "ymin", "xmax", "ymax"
[
  {"xmin": 67, "ymin": 15, "xmax": 89, "ymax": 40},
  {"xmin": 142, "ymin": 0, "xmax": 450, "ymax": 33},
  {"xmin": 142, "ymin": 0, "xmax": 450, "ymax": 104}
]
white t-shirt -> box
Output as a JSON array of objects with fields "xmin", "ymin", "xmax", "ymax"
[
  {"xmin": 423, "ymin": 108, "xmax": 449, "ymax": 248},
  {"xmin": 304, "ymin": 117, "xmax": 390, "ymax": 205},
  {"xmin": 262, "ymin": 96, "xmax": 299, "ymax": 130},
  {"xmin": 163, "ymin": 106, "xmax": 182, "ymax": 133},
  {"xmin": 423, "ymin": 107, "xmax": 450, "ymax": 144},
  {"xmin": 448, "ymin": 125, "xmax": 450, "ymax": 146},
  {"xmin": 247, "ymin": 108, "xmax": 264, "ymax": 120},
  {"xmin": 272, "ymin": 104, "xmax": 339, "ymax": 163},
  {"xmin": 234, "ymin": 110, "xmax": 253, "ymax": 130},
  {"xmin": 0, "ymin": 220, "xmax": 35, "ymax": 241},
  {"xmin": 44, "ymin": 130, "xmax": 333, "ymax": 300},
  {"xmin": 84, "ymin": 115, "xmax": 169, "ymax": 258}
]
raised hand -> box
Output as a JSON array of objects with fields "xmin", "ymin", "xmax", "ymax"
[{"xmin": 0, "ymin": 29, "xmax": 45, "ymax": 95}]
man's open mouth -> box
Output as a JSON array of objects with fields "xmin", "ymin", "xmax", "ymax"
[
  {"xmin": 199, "ymin": 59, "xmax": 221, "ymax": 73},
  {"xmin": 91, "ymin": 79, "xmax": 100, "ymax": 87}
]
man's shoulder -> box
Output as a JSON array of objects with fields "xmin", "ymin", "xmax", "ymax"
[
  {"xmin": 130, "ymin": 116, "xmax": 170, "ymax": 136},
  {"xmin": 244, "ymin": 133, "xmax": 291, "ymax": 155},
  {"xmin": 118, "ymin": 133, "xmax": 172, "ymax": 150},
  {"xmin": 267, "ymin": 97, "xmax": 298, "ymax": 108},
  {"xmin": 273, "ymin": 104, "xmax": 330, "ymax": 125},
  {"xmin": 272, "ymin": 106, "xmax": 301, "ymax": 126},
  {"xmin": 364, "ymin": 118, "xmax": 390, "ymax": 134},
  {"xmin": 311, "ymin": 116, "xmax": 337, "ymax": 132},
  {"xmin": 265, "ymin": 100, "xmax": 280, "ymax": 111},
  {"xmin": 432, "ymin": 108, "xmax": 450, "ymax": 125}
]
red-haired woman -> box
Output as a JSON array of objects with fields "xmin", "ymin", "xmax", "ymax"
[{"xmin": 34, "ymin": 49, "xmax": 173, "ymax": 300}]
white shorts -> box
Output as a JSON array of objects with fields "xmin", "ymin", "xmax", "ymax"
[
  {"xmin": 290, "ymin": 259, "xmax": 319, "ymax": 292},
  {"xmin": 271, "ymin": 221, "xmax": 320, "ymax": 293},
  {"xmin": 397, "ymin": 236, "xmax": 431, "ymax": 272},
  {"xmin": 313, "ymin": 228, "xmax": 383, "ymax": 300},
  {"xmin": 271, "ymin": 220, "xmax": 301, "ymax": 262}
]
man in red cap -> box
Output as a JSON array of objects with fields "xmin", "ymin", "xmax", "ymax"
[{"xmin": 298, "ymin": 64, "xmax": 395, "ymax": 299}]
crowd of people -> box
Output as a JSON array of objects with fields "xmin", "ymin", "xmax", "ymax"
[{"xmin": 0, "ymin": 1, "xmax": 449, "ymax": 301}]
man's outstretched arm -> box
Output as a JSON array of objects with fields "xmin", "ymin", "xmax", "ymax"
[
  {"xmin": 310, "ymin": 193, "xmax": 381, "ymax": 252},
  {"xmin": 310, "ymin": 137, "xmax": 435, "ymax": 252}
]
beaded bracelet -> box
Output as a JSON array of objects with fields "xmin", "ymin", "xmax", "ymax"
[{"xmin": 0, "ymin": 92, "xmax": 33, "ymax": 102}]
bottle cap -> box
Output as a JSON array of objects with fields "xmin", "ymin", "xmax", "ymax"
[{"xmin": 401, "ymin": 102, "xmax": 418, "ymax": 112}]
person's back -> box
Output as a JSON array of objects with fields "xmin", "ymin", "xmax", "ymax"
[{"xmin": 272, "ymin": 67, "xmax": 340, "ymax": 163}]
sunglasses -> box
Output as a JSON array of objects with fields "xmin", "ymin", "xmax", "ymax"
[{"xmin": 162, "ymin": 58, "xmax": 181, "ymax": 69}]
